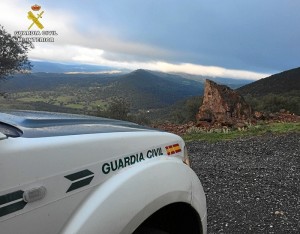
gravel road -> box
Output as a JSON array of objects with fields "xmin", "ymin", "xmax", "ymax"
[{"xmin": 188, "ymin": 132, "xmax": 300, "ymax": 234}]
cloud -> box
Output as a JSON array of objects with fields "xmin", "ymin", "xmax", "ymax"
[
  {"xmin": 0, "ymin": 0, "xmax": 171, "ymax": 60},
  {"xmin": 1, "ymin": 0, "xmax": 273, "ymax": 80},
  {"xmin": 0, "ymin": 0, "xmax": 27, "ymax": 32},
  {"xmin": 29, "ymin": 44, "xmax": 269, "ymax": 80},
  {"xmin": 146, "ymin": 62, "xmax": 270, "ymax": 80}
]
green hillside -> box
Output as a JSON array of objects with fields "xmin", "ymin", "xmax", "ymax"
[
  {"xmin": 111, "ymin": 69, "xmax": 203, "ymax": 110},
  {"xmin": 0, "ymin": 69, "xmax": 203, "ymax": 114},
  {"xmin": 237, "ymin": 67, "xmax": 300, "ymax": 114},
  {"xmin": 238, "ymin": 67, "xmax": 300, "ymax": 96}
]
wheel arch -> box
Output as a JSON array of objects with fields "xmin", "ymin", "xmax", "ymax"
[
  {"xmin": 61, "ymin": 158, "xmax": 203, "ymax": 234},
  {"xmin": 132, "ymin": 202, "xmax": 203, "ymax": 234}
]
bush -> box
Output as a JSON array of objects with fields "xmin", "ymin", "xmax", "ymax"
[
  {"xmin": 170, "ymin": 96, "xmax": 203, "ymax": 124},
  {"xmin": 96, "ymin": 98, "xmax": 130, "ymax": 121},
  {"xmin": 245, "ymin": 92, "xmax": 300, "ymax": 115}
]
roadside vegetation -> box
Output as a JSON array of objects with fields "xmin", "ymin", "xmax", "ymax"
[
  {"xmin": 244, "ymin": 91, "xmax": 300, "ymax": 115},
  {"xmin": 183, "ymin": 122, "xmax": 300, "ymax": 142}
]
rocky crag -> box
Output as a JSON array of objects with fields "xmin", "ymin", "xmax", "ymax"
[
  {"xmin": 196, "ymin": 79, "xmax": 252, "ymax": 127},
  {"xmin": 153, "ymin": 79, "xmax": 299, "ymax": 136}
]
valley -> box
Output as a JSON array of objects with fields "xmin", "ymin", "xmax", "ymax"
[{"xmin": 1, "ymin": 66, "xmax": 299, "ymax": 124}]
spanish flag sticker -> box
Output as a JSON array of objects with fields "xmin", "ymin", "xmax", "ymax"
[{"xmin": 165, "ymin": 143, "xmax": 181, "ymax": 156}]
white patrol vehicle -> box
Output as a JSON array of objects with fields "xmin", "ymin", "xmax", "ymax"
[{"xmin": 0, "ymin": 111, "xmax": 207, "ymax": 234}]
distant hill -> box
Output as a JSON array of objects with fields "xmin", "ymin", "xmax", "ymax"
[
  {"xmin": 0, "ymin": 68, "xmax": 264, "ymax": 115},
  {"xmin": 111, "ymin": 69, "xmax": 203, "ymax": 109},
  {"xmin": 238, "ymin": 67, "xmax": 300, "ymax": 96},
  {"xmin": 31, "ymin": 61, "xmax": 125, "ymax": 73},
  {"xmin": 31, "ymin": 61, "xmax": 252, "ymax": 88},
  {"xmin": 0, "ymin": 72, "xmax": 118, "ymax": 92},
  {"xmin": 150, "ymin": 71, "xmax": 253, "ymax": 89},
  {"xmin": 0, "ymin": 69, "xmax": 203, "ymax": 111},
  {"xmin": 237, "ymin": 67, "xmax": 300, "ymax": 115}
]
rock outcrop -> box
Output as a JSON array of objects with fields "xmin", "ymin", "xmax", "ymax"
[{"xmin": 196, "ymin": 80, "xmax": 252, "ymax": 126}]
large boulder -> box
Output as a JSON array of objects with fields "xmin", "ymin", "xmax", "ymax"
[{"xmin": 196, "ymin": 80, "xmax": 252, "ymax": 126}]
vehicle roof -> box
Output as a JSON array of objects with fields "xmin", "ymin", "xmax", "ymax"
[{"xmin": 0, "ymin": 110, "xmax": 156, "ymax": 138}]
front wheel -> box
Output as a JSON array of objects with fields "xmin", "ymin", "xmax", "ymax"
[{"xmin": 133, "ymin": 227, "xmax": 169, "ymax": 234}]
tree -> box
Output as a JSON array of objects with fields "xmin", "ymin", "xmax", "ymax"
[
  {"xmin": 95, "ymin": 98, "xmax": 130, "ymax": 121},
  {"xmin": 0, "ymin": 25, "xmax": 34, "ymax": 80},
  {"xmin": 106, "ymin": 98, "xmax": 130, "ymax": 120},
  {"xmin": 170, "ymin": 96, "xmax": 203, "ymax": 124}
]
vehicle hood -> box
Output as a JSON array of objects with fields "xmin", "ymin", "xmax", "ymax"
[{"xmin": 0, "ymin": 110, "xmax": 156, "ymax": 138}]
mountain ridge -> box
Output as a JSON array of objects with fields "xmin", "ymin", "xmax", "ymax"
[
  {"xmin": 0, "ymin": 69, "xmax": 203, "ymax": 111},
  {"xmin": 238, "ymin": 67, "xmax": 300, "ymax": 96}
]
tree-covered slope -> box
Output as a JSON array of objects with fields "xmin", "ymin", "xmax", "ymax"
[{"xmin": 238, "ymin": 67, "xmax": 300, "ymax": 96}]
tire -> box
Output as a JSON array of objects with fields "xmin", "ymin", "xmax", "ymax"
[{"xmin": 133, "ymin": 227, "xmax": 169, "ymax": 234}]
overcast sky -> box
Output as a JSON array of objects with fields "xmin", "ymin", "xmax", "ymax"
[{"xmin": 1, "ymin": 0, "xmax": 299, "ymax": 79}]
